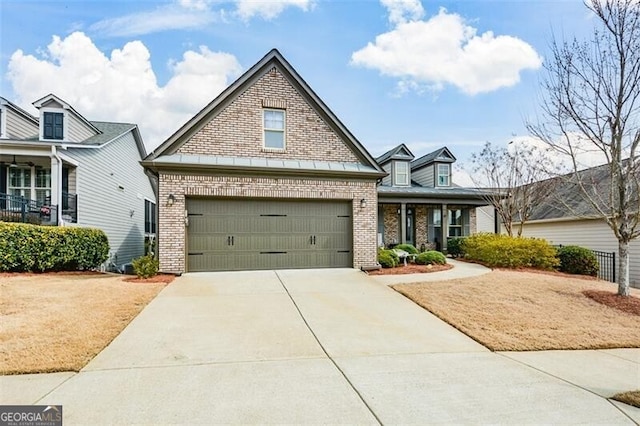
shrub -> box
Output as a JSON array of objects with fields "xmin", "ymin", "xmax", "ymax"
[
  {"xmin": 447, "ymin": 237, "xmax": 465, "ymax": 258},
  {"xmin": 462, "ymin": 233, "xmax": 559, "ymax": 269},
  {"xmin": 377, "ymin": 249, "xmax": 397, "ymax": 268},
  {"xmin": 557, "ymin": 245, "xmax": 599, "ymax": 277},
  {"xmin": 132, "ymin": 254, "xmax": 159, "ymax": 278},
  {"xmin": 0, "ymin": 222, "xmax": 109, "ymax": 272},
  {"xmin": 393, "ymin": 244, "xmax": 419, "ymax": 255},
  {"xmin": 416, "ymin": 250, "xmax": 447, "ymax": 265}
]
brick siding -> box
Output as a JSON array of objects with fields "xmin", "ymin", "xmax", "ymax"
[
  {"xmin": 159, "ymin": 172, "xmax": 378, "ymax": 274},
  {"xmin": 177, "ymin": 67, "xmax": 360, "ymax": 163}
]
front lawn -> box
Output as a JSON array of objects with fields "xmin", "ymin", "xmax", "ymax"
[
  {"xmin": 393, "ymin": 270, "xmax": 640, "ymax": 351},
  {"xmin": 0, "ymin": 273, "xmax": 168, "ymax": 375}
]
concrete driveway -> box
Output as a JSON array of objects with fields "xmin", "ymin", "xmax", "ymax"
[{"xmin": 3, "ymin": 269, "xmax": 639, "ymax": 424}]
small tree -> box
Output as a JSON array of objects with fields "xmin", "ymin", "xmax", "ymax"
[
  {"xmin": 469, "ymin": 141, "xmax": 554, "ymax": 237},
  {"xmin": 528, "ymin": 0, "xmax": 640, "ymax": 296}
]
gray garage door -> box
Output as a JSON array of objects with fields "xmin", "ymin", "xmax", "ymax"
[{"xmin": 186, "ymin": 198, "xmax": 353, "ymax": 272}]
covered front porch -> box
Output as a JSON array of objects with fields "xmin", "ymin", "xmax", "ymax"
[
  {"xmin": 0, "ymin": 150, "xmax": 78, "ymax": 225},
  {"xmin": 377, "ymin": 187, "xmax": 492, "ymax": 253}
]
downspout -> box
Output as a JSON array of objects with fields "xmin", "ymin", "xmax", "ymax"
[{"xmin": 51, "ymin": 145, "xmax": 63, "ymax": 225}]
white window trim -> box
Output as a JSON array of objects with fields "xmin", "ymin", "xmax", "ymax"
[
  {"xmin": 262, "ymin": 108, "xmax": 286, "ymax": 151},
  {"xmin": 39, "ymin": 107, "xmax": 68, "ymax": 142},
  {"xmin": 0, "ymin": 106, "xmax": 6, "ymax": 139},
  {"xmin": 7, "ymin": 166, "xmax": 51, "ymax": 203},
  {"xmin": 394, "ymin": 161, "xmax": 409, "ymax": 186},
  {"xmin": 437, "ymin": 163, "xmax": 451, "ymax": 187}
]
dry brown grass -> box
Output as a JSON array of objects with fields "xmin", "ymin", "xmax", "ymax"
[
  {"xmin": 613, "ymin": 390, "xmax": 640, "ymax": 408},
  {"xmin": 393, "ymin": 270, "xmax": 640, "ymax": 351},
  {"xmin": 0, "ymin": 273, "xmax": 166, "ymax": 375}
]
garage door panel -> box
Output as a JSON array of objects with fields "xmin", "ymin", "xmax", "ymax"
[{"xmin": 186, "ymin": 198, "xmax": 353, "ymax": 272}]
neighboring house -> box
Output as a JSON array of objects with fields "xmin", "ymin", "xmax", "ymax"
[
  {"xmin": 142, "ymin": 49, "xmax": 386, "ymax": 274},
  {"xmin": 376, "ymin": 145, "xmax": 493, "ymax": 251},
  {"xmin": 0, "ymin": 94, "xmax": 156, "ymax": 268},
  {"xmin": 515, "ymin": 163, "xmax": 639, "ymax": 288}
]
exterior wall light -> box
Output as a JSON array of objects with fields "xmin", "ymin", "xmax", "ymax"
[
  {"xmin": 360, "ymin": 198, "xmax": 366, "ymax": 209},
  {"xmin": 167, "ymin": 194, "xmax": 176, "ymax": 206}
]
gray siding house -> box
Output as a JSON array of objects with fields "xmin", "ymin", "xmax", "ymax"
[
  {"xmin": 516, "ymin": 163, "xmax": 639, "ymax": 288},
  {"xmin": 0, "ymin": 94, "xmax": 156, "ymax": 268},
  {"xmin": 376, "ymin": 145, "xmax": 493, "ymax": 252}
]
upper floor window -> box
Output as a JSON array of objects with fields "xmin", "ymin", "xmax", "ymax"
[
  {"xmin": 394, "ymin": 161, "xmax": 409, "ymax": 186},
  {"xmin": 263, "ymin": 109, "xmax": 285, "ymax": 149},
  {"xmin": 43, "ymin": 112, "xmax": 64, "ymax": 140},
  {"xmin": 437, "ymin": 163, "xmax": 450, "ymax": 186}
]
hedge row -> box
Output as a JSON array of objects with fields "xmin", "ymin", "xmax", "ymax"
[
  {"xmin": 0, "ymin": 222, "xmax": 109, "ymax": 272},
  {"xmin": 462, "ymin": 233, "xmax": 559, "ymax": 269}
]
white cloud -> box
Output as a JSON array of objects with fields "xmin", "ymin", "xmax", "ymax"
[
  {"xmin": 381, "ymin": 0, "xmax": 424, "ymax": 25},
  {"xmin": 91, "ymin": 0, "xmax": 314, "ymax": 36},
  {"xmin": 91, "ymin": 3, "xmax": 223, "ymax": 37},
  {"xmin": 6, "ymin": 32, "xmax": 242, "ymax": 151},
  {"xmin": 235, "ymin": 0, "xmax": 314, "ymax": 21},
  {"xmin": 351, "ymin": 5, "xmax": 543, "ymax": 95}
]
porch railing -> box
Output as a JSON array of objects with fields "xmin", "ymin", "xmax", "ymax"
[
  {"xmin": 61, "ymin": 192, "xmax": 78, "ymax": 223},
  {"xmin": 0, "ymin": 193, "xmax": 58, "ymax": 225}
]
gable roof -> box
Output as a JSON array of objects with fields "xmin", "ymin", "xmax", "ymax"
[
  {"xmin": 33, "ymin": 93, "xmax": 101, "ymax": 135},
  {"xmin": 145, "ymin": 49, "xmax": 384, "ymax": 174},
  {"xmin": 0, "ymin": 97, "xmax": 39, "ymax": 127},
  {"xmin": 375, "ymin": 144, "xmax": 415, "ymax": 165},
  {"xmin": 528, "ymin": 160, "xmax": 639, "ymax": 222},
  {"xmin": 411, "ymin": 147, "xmax": 456, "ymax": 170}
]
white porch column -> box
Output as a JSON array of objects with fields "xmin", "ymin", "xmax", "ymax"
[
  {"xmin": 50, "ymin": 146, "xmax": 62, "ymax": 225},
  {"xmin": 441, "ymin": 203, "xmax": 448, "ymax": 252},
  {"xmin": 400, "ymin": 202, "xmax": 407, "ymax": 244}
]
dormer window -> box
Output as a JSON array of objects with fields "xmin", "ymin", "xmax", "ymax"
[
  {"xmin": 43, "ymin": 112, "xmax": 64, "ymax": 140},
  {"xmin": 394, "ymin": 161, "xmax": 409, "ymax": 186},
  {"xmin": 437, "ymin": 163, "xmax": 450, "ymax": 186}
]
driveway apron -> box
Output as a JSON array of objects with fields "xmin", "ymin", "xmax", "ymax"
[{"xmin": 13, "ymin": 269, "xmax": 638, "ymax": 424}]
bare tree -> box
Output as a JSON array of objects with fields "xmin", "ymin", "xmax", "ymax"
[
  {"xmin": 470, "ymin": 141, "xmax": 554, "ymax": 237},
  {"xmin": 528, "ymin": 0, "xmax": 640, "ymax": 296}
]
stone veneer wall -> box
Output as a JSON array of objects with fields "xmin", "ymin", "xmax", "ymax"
[
  {"xmin": 158, "ymin": 172, "xmax": 378, "ymax": 274},
  {"xmin": 382, "ymin": 204, "xmax": 399, "ymax": 246},
  {"xmin": 415, "ymin": 205, "xmax": 428, "ymax": 249},
  {"xmin": 470, "ymin": 207, "xmax": 477, "ymax": 235}
]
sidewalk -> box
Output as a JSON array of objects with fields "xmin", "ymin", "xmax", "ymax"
[{"xmin": 369, "ymin": 258, "xmax": 491, "ymax": 285}]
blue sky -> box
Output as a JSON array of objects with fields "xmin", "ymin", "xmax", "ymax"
[{"xmin": 0, "ymin": 0, "xmax": 592, "ymax": 176}]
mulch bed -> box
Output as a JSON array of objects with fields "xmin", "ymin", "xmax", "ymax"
[
  {"xmin": 583, "ymin": 290, "xmax": 640, "ymax": 316},
  {"xmin": 123, "ymin": 274, "xmax": 176, "ymax": 284},
  {"xmin": 368, "ymin": 263, "xmax": 453, "ymax": 275}
]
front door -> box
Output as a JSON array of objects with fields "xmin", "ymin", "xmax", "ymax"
[{"xmin": 406, "ymin": 206, "xmax": 416, "ymax": 246}]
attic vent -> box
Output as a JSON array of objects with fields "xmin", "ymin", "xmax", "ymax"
[
  {"xmin": 262, "ymin": 99, "xmax": 287, "ymax": 109},
  {"xmin": 268, "ymin": 67, "xmax": 278, "ymax": 75}
]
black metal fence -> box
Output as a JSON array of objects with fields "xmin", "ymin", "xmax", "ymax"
[
  {"xmin": 592, "ymin": 249, "xmax": 616, "ymax": 283},
  {"xmin": 556, "ymin": 244, "xmax": 616, "ymax": 283},
  {"xmin": 0, "ymin": 193, "xmax": 58, "ymax": 225}
]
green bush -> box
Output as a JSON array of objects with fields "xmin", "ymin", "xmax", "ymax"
[
  {"xmin": 462, "ymin": 233, "xmax": 559, "ymax": 269},
  {"xmin": 557, "ymin": 245, "xmax": 599, "ymax": 277},
  {"xmin": 393, "ymin": 244, "xmax": 419, "ymax": 255},
  {"xmin": 416, "ymin": 250, "xmax": 447, "ymax": 265},
  {"xmin": 0, "ymin": 222, "xmax": 109, "ymax": 272},
  {"xmin": 132, "ymin": 254, "xmax": 159, "ymax": 278},
  {"xmin": 377, "ymin": 249, "xmax": 397, "ymax": 268},
  {"xmin": 447, "ymin": 237, "xmax": 465, "ymax": 258}
]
